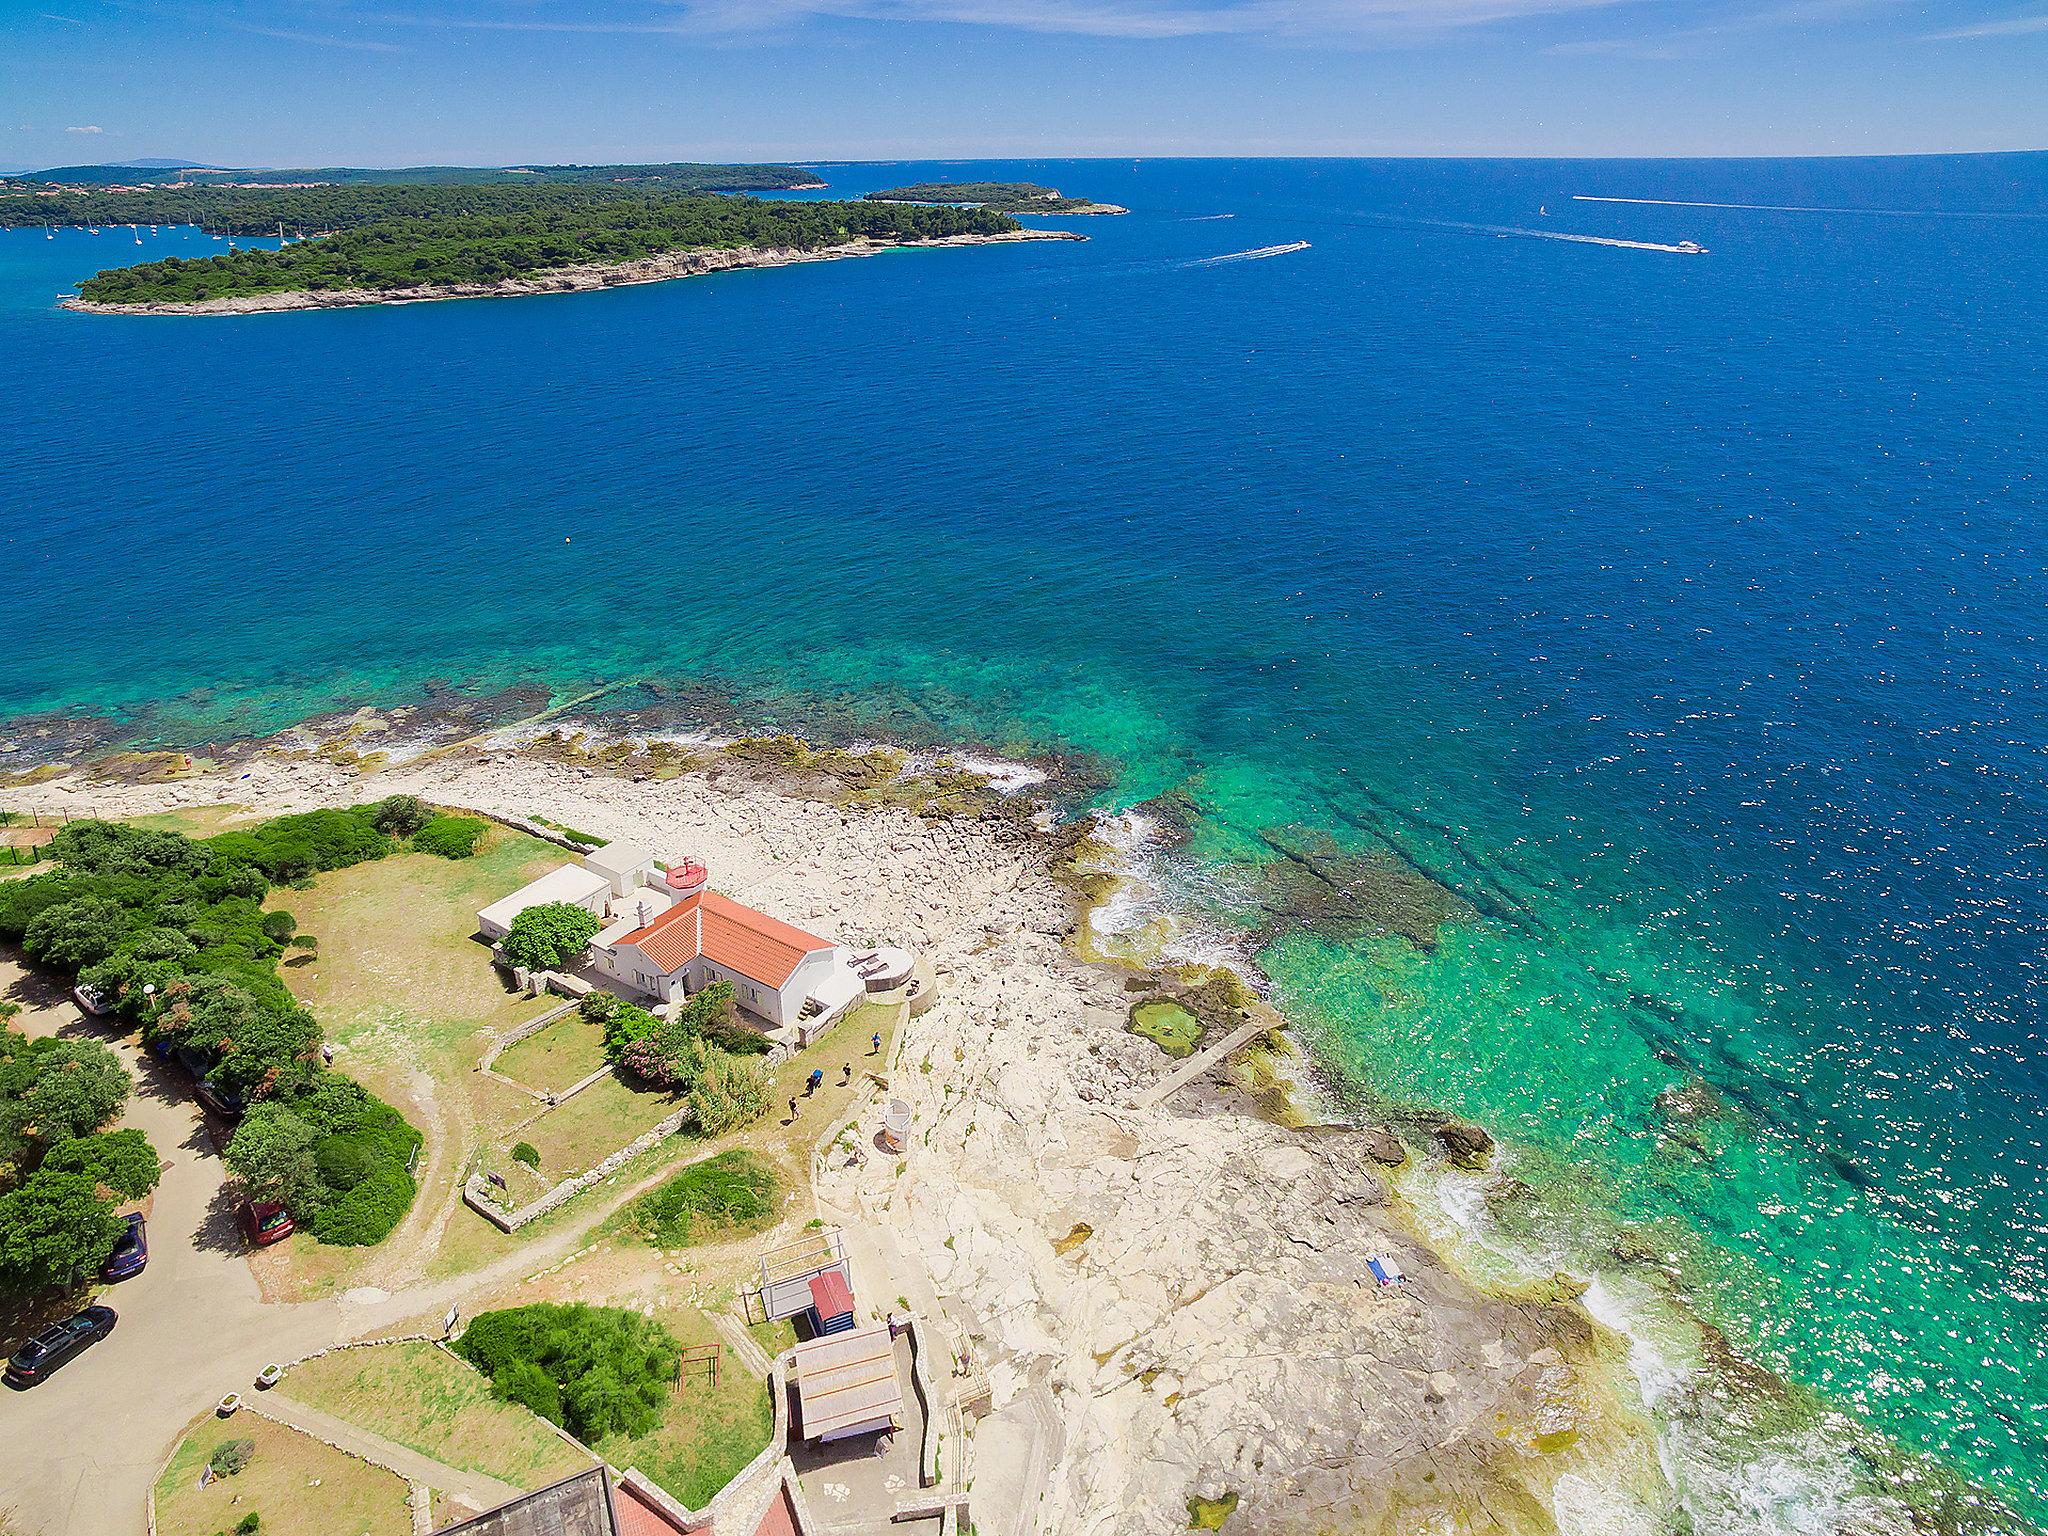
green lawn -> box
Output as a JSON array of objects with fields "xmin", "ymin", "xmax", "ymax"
[
  {"xmin": 513, "ymin": 1072, "xmax": 685, "ymax": 1178},
  {"xmin": 591, "ymin": 1308, "xmax": 774, "ymax": 1508},
  {"xmin": 494, "ymin": 1013, "xmax": 610, "ymax": 1095},
  {"xmin": 154, "ymin": 1410, "xmax": 413, "ymax": 1536},
  {"xmin": 282, "ymin": 1341, "xmax": 594, "ymax": 1491}
]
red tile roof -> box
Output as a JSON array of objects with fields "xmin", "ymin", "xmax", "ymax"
[
  {"xmin": 614, "ymin": 889, "xmax": 832, "ymax": 989},
  {"xmin": 613, "ymin": 1479, "xmax": 694, "ymax": 1536},
  {"xmin": 751, "ymin": 1485, "xmax": 803, "ymax": 1536}
]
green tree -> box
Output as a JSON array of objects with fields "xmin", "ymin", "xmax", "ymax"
[
  {"xmin": 368, "ymin": 795, "xmax": 431, "ymax": 837},
  {"xmin": 500, "ymin": 903, "xmax": 601, "ymax": 971},
  {"xmin": 0, "ymin": 1170, "xmax": 123, "ymax": 1290},
  {"xmin": 17, "ymin": 1039, "xmax": 130, "ymax": 1144},
  {"xmin": 222, "ymin": 1102, "xmax": 323, "ymax": 1212},
  {"xmin": 40, "ymin": 1128, "xmax": 162, "ymax": 1199},
  {"xmin": 22, "ymin": 895, "xmax": 131, "ymax": 970}
]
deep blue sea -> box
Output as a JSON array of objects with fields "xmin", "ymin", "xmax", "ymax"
[{"xmin": 4, "ymin": 155, "xmax": 2047, "ymax": 1532}]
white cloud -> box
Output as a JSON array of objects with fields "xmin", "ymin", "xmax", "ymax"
[
  {"xmin": 1922, "ymin": 9, "xmax": 2048, "ymax": 35},
  {"xmin": 376, "ymin": 0, "xmax": 1636, "ymax": 41},
  {"xmin": 65, "ymin": 124, "xmax": 105, "ymax": 134}
]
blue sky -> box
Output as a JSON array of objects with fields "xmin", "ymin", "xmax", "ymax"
[{"xmin": 3, "ymin": 0, "xmax": 2044, "ymax": 164}]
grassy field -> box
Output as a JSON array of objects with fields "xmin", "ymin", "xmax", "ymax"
[
  {"xmin": 282, "ymin": 1341, "xmax": 594, "ymax": 1491},
  {"xmin": 256, "ymin": 821, "xmax": 564, "ymax": 1294},
  {"xmin": 592, "ymin": 1306, "xmax": 774, "ymax": 1508},
  {"xmin": 153, "ymin": 1410, "xmax": 413, "ymax": 1536},
  {"xmin": 493, "ymin": 1012, "xmax": 610, "ymax": 1094},
  {"xmin": 627, "ymin": 1149, "xmax": 780, "ymax": 1247}
]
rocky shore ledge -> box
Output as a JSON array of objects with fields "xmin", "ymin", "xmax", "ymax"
[
  {"xmin": 60, "ymin": 229, "xmax": 1084, "ymax": 316},
  {"xmin": 6, "ymin": 728, "xmax": 1671, "ymax": 1534}
]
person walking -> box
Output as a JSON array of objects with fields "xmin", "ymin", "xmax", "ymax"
[
  {"xmin": 788, "ymin": 1096, "xmax": 799, "ymax": 1122},
  {"xmin": 840, "ymin": 1062, "xmax": 853, "ymax": 1086},
  {"xmin": 870, "ymin": 1031, "xmax": 882, "ymax": 1057},
  {"xmin": 806, "ymin": 1067, "xmax": 824, "ymax": 1096}
]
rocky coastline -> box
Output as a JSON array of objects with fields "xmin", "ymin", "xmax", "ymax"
[
  {"xmin": 4, "ymin": 718, "xmax": 1678, "ymax": 1534},
  {"xmin": 59, "ymin": 229, "xmax": 1084, "ymax": 316}
]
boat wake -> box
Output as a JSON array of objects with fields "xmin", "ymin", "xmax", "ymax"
[
  {"xmin": 1409, "ymin": 216, "xmax": 1707, "ymax": 254},
  {"xmin": 1182, "ymin": 213, "xmax": 1237, "ymax": 221},
  {"xmin": 1573, "ymin": 193, "xmax": 2048, "ymax": 221},
  {"xmin": 1186, "ymin": 240, "xmax": 1311, "ymax": 266}
]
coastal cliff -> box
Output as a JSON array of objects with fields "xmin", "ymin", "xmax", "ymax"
[{"xmin": 61, "ymin": 229, "xmax": 1082, "ymax": 316}]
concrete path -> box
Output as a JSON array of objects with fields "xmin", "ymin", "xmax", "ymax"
[
  {"xmin": 254, "ymin": 1394, "xmax": 522, "ymax": 1512},
  {"xmin": 1128, "ymin": 1015, "xmax": 1270, "ymax": 1108}
]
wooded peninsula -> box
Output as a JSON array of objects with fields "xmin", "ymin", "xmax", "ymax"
[
  {"xmin": 47, "ymin": 189, "xmax": 1033, "ymax": 308},
  {"xmin": 863, "ymin": 180, "xmax": 1128, "ymax": 214}
]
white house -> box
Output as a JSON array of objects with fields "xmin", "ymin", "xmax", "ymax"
[
  {"xmin": 475, "ymin": 862, "xmax": 611, "ymax": 942},
  {"xmin": 591, "ymin": 866, "xmax": 846, "ymax": 1030}
]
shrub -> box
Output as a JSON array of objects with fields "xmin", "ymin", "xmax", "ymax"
[
  {"xmin": 412, "ymin": 815, "xmax": 486, "ymax": 859},
  {"xmin": 578, "ymin": 990, "xmax": 622, "ymax": 1027},
  {"xmin": 455, "ymin": 1302, "xmax": 680, "ymax": 1442},
  {"xmin": 501, "ymin": 903, "xmax": 600, "ymax": 972},
  {"xmin": 686, "ymin": 1044, "xmax": 771, "ymax": 1136},
  {"xmin": 368, "ymin": 794, "xmax": 431, "ymax": 837},
  {"xmin": 206, "ymin": 809, "xmax": 391, "ymax": 884},
  {"xmin": 237, "ymin": 1514, "xmax": 262, "ymax": 1535},
  {"xmin": 511, "ymin": 1141, "xmax": 540, "ymax": 1168},
  {"xmin": 259, "ymin": 910, "xmax": 298, "ymax": 946},
  {"xmin": 490, "ymin": 1358, "xmax": 561, "ymax": 1425},
  {"xmin": 208, "ymin": 1438, "xmax": 255, "ymax": 1477},
  {"xmin": 307, "ymin": 1165, "xmax": 416, "ymax": 1246},
  {"xmin": 631, "ymin": 1150, "xmax": 778, "ymax": 1246}
]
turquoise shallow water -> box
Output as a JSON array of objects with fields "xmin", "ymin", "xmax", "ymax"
[{"xmin": 5, "ymin": 156, "xmax": 2048, "ymax": 1528}]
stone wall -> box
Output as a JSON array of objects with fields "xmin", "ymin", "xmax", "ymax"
[{"xmin": 463, "ymin": 1104, "xmax": 692, "ymax": 1232}]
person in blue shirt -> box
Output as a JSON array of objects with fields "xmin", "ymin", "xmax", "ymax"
[{"xmin": 807, "ymin": 1067, "xmax": 824, "ymax": 1096}]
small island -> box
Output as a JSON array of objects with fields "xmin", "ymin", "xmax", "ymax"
[
  {"xmin": 863, "ymin": 180, "xmax": 1128, "ymax": 215},
  {"xmin": 41, "ymin": 186, "xmax": 1081, "ymax": 314}
]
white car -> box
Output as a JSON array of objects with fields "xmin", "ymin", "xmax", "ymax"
[{"xmin": 71, "ymin": 983, "xmax": 115, "ymax": 1018}]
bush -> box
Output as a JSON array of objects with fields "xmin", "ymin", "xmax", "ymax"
[
  {"xmin": 455, "ymin": 1302, "xmax": 680, "ymax": 1442},
  {"xmin": 686, "ymin": 1044, "xmax": 771, "ymax": 1136},
  {"xmin": 237, "ymin": 1514, "xmax": 262, "ymax": 1535},
  {"xmin": 207, "ymin": 809, "xmax": 391, "ymax": 884},
  {"xmin": 307, "ymin": 1165, "xmax": 416, "ymax": 1246},
  {"xmin": 412, "ymin": 815, "xmax": 486, "ymax": 859},
  {"xmin": 501, "ymin": 902, "xmax": 601, "ymax": 971},
  {"xmin": 511, "ymin": 1141, "xmax": 540, "ymax": 1168},
  {"xmin": 368, "ymin": 795, "xmax": 431, "ymax": 837},
  {"xmin": 208, "ymin": 1438, "xmax": 255, "ymax": 1477},
  {"xmin": 631, "ymin": 1150, "xmax": 778, "ymax": 1246},
  {"xmin": 259, "ymin": 909, "xmax": 298, "ymax": 946}
]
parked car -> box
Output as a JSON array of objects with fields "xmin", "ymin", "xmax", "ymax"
[
  {"xmin": 240, "ymin": 1200, "xmax": 294, "ymax": 1246},
  {"xmin": 192, "ymin": 1075, "xmax": 246, "ymax": 1120},
  {"xmin": 5, "ymin": 1306, "xmax": 116, "ymax": 1388},
  {"xmin": 71, "ymin": 983, "xmax": 115, "ymax": 1018},
  {"xmin": 100, "ymin": 1212, "xmax": 148, "ymax": 1281}
]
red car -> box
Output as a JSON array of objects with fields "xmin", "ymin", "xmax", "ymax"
[{"xmin": 240, "ymin": 1201, "xmax": 294, "ymax": 1246}]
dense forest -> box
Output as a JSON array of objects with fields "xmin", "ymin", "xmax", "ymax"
[
  {"xmin": 7, "ymin": 160, "xmax": 823, "ymax": 191},
  {"xmin": 1, "ymin": 179, "xmax": 807, "ymax": 236},
  {"xmin": 865, "ymin": 180, "xmax": 1109, "ymax": 212},
  {"xmin": 70, "ymin": 193, "xmax": 1019, "ymax": 304}
]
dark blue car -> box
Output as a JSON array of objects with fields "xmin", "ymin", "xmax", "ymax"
[
  {"xmin": 5, "ymin": 1305, "xmax": 116, "ymax": 1387},
  {"xmin": 100, "ymin": 1212, "xmax": 148, "ymax": 1281}
]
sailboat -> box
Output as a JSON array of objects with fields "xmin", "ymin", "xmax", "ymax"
[{"xmin": 1539, "ymin": 205, "xmax": 1549, "ymax": 216}]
